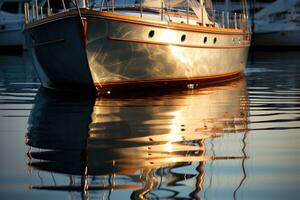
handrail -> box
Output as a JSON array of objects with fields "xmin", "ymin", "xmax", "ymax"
[{"xmin": 24, "ymin": 0, "xmax": 250, "ymax": 32}]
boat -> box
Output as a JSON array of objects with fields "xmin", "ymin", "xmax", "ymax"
[
  {"xmin": 253, "ymin": 0, "xmax": 300, "ymax": 47},
  {"xmin": 0, "ymin": 0, "xmax": 25, "ymax": 48},
  {"xmin": 23, "ymin": 0, "xmax": 251, "ymax": 93}
]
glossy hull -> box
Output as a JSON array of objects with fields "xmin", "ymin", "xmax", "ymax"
[
  {"xmin": 24, "ymin": 15, "xmax": 95, "ymax": 91},
  {"xmin": 25, "ymin": 9, "xmax": 250, "ymax": 92}
]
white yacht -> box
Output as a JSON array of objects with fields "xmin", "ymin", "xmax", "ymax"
[
  {"xmin": 253, "ymin": 0, "xmax": 300, "ymax": 47},
  {"xmin": 0, "ymin": 0, "xmax": 25, "ymax": 48},
  {"xmin": 23, "ymin": 0, "xmax": 251, "ymax": 93}
]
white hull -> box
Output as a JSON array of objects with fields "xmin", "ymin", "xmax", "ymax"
[
  {"xmin": 25, "ymin": 9, "xmax": 250, "ymax": 92},
  {"xmin": 252, "ymin": 0, "xmax": 300, "ymax": 47},
  {"xmin": 0, "ymin": 8, "xmax": 25, "ymax": 47},
  {"xmin": 23, "ymin": 0, "xmax": 251, "ymax": 92}
]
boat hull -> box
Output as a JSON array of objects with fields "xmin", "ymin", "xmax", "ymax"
[
  {"xmin": 24, "ymin": 16, "xmax": 95, "ymax": 91},
  {"xmin": 0, "ymin": 11, "xmax": 25, "ymax": 48},
  {"xmin": 25, "ymin": 9, "xmax": 250, "ymax": 92}
]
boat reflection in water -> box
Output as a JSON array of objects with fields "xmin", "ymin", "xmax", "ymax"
[{"xmin": 26, "ymin": 78, "xmax": 249, "ymax": 199}]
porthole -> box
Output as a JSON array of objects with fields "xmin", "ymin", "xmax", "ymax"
[
  {"xmin": 203, "ymin": 36, "xmax": 207, "ymax": 44},
  {"xmin": 181, "ymin": 34, "xmax": 186, "ymax": 42},
  {"xmin": 148, "ymin": 30, "xmax": 155, "ymax": 38},
  {"xmin": 213, "ymin": 37, "xmax": 217, "ymax": 44}
]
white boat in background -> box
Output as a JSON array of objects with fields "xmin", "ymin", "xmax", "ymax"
[
  {"xmin": 253, "ymin": 0, "xmax": 300, "ymax": 47},
  {"xmin": 0, "ymin": 0, "xmax": 25, "ymax": 48}
]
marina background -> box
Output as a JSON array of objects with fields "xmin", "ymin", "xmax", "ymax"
[{"xmin": 1, "ymin": 0, "xmax": 300, "ymax": 199}]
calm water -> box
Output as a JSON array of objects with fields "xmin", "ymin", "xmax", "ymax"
[{"xmin": 0, "ymin": 51, "xmax": 300, "ymax": 200}]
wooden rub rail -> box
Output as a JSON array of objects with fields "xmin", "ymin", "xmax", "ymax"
[
  {"xmin": 94, "ymin": 70, "xmax": 244, "ymax": 92},
  {"xmin": 25, "ymin": 9, "xmax": 251, "ymax": 38},
  {"xmin": 108, "ymin": 37, "xmax": 250, "ymax": 49},
  {"xmin": 32, "ymin": 38, "xmax": 65, "ymax": 47}
]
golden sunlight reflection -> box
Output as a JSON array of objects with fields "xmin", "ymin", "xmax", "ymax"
[
  {"xmin": 170, "ymin": 46, "xmax": 193, "ymax": 66},
  {"xmin": 25, "ymin": 78, "xmax": 249, "ymax": 199},
  {"xmin": 164, "ymin": 142, "xmax": 173, "ymax": 152},
  {"xmin": 159, "ymin": 29, "xmax": 177, "ymax": 44},
  {"xmin": 158, "ymin": 30, "xmax": 193, "ymax": 66}
]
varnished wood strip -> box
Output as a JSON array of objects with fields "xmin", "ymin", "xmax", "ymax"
[
  {"xmin": 95, "ymin": 70, "xmax": 243, "ymax": 87},
  {"xmin": 89, "ymin": 10, "xmax": 247, "ymax": 35},
  {"xmin": 108, "ymin": 36, "xmax": 250, "ymax": 49},
  {"xmin": 26, "ymin": 9, "xmax": 250, "ymax": 36},
  {"xmin": 32, "ymin": 38, "xmax": 65, "ymax": 47}
]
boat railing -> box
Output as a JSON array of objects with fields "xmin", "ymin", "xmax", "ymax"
[
  {"xmin": 261, "ymin": 10, "xmax": 300, "ymax": 23},
  {"xmin": 210, "ymin": 9, "xmax": 249, "ymax": 30},
  {"xmin": 24, "ymin": 0, "xmax": 250, "ymax": 31}
]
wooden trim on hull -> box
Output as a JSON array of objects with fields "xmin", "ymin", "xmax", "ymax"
[
  {"xmin": 32, "ymin": 38, "xmax": 65, "ymax": 47},
  {"xmin": 109, "ymin": 37, "xmax": 250, "ymax": 49},
  {"xmin": 94, "ymin": 11, "xmax": 247, "ymax": 35},
  {"xmin": 95, "ymin": 70, "xmax": 244, "ymax": 93},
  {"xmin": 25, "ymin": 9, "xmax": 250, "ymax": 36}
]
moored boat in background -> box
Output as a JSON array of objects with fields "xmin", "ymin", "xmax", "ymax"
[
  {"xmin": 253, "ymin": 0, "xmax": 300, "ymax": 47},
  {"xmin": 23, "ymin": 0, "xmax": 251, "ymax": 93},
  {"xmin": 0, "ymin": 0, "xmax": 25, "ymax": 48}
]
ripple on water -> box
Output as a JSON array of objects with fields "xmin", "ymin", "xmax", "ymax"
[
  {"xmin": 1, "ymin": 51, "xmax": 300, "ymax": 199},
  {"xmin": 24, "ymin": 78, "xmax": 248, "ymax": 199}
]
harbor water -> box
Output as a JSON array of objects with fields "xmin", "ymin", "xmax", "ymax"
[{"xmin": 0, "ymin": 51, "xmax": 300, "ymax": 199}]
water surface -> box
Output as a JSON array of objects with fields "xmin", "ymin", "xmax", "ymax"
[{"xmin": 0, "ymin": 51, "xmax": 300, "ymax": 199}]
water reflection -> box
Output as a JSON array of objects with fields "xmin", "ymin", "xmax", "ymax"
[{"xmin": 26, "ymin": 78, "xmax": 249, "ymax": 199}]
